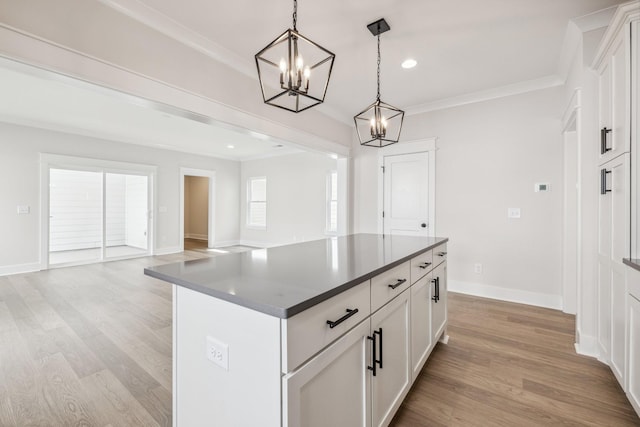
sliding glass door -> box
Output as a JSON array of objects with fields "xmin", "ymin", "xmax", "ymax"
[{"xmin": 48, "ymin": 167, "xmax": 150, "ymax": 267}]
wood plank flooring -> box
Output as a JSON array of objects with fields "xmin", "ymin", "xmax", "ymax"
[
  {"xmin": 0, "ymin": 251, "xmax": 638, "ymax": 426},
  {"xmin": 392, "ymin": 293, "xmax": 640, "ymax": 426}
]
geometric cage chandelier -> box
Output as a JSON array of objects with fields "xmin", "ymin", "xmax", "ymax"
[
  {"xmin": 255, "ymin": 0, "xmax": 336, "ymax": 113},
  {"xmin": 354, "ymin": 18, "xmax": 405, "ymax": 147}
]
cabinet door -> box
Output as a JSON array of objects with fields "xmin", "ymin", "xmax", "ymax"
[
  {"xmin": 628, "ymin": 293, "xmax": 640, "ymax": 416},
  {"xmin": 410, "ymin": 273, "xmax": 432, "ymax": 381},
  {"xmin": 371, "ymin": 290, "xmax": 411, "ymax": 427},
  {"xmin": 431, "ymin": 262, "xmax": 448, "ymax": 343},
  {"xmin": 598, "ymin": 260, "xmax": 612, "ymax": 361},
  {"xmin": 611, "ymin": 33, "xmax": 629, "ymax": 157},
  {"xmin": 283, "ymin": 320, "xmax": 371, "ymax": 427},
  {"xmin": 599, "ymin": 56, "xmax": 612, "ymax": 163},
  {"xmin": 610, "ymin": 154, "xmax": 630, "ymax": 263},
  {"xmin": 611, "ymin": 264, "xmax": 627, "ymax": 387}
]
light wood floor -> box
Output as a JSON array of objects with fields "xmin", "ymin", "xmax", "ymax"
[
  {"xmin": 0, "ymin": 252, "xmax": 638, "ymax": 426},
  {"xmin": 392, "ymin": 294, "xmax": 640, "ymax": 426}
]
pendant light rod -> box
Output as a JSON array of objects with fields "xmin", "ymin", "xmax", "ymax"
[
  {"xmin": 292, "ymin": 0, "xmax": 297, "ymax": 30},
  {"xmin": 376, "ymin": 33, "xmax": 381, "ymax": 101}
]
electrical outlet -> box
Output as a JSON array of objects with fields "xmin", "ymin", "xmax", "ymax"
[
  {"xmin": 507, "ymin": 208, "xmax": 521, "ymax": 219},
  {"xmin": 16, "ymin": 205, "xmax": 30, "ymax": 215},
  {"xmin": 474, "ymin": 263, "xmax": 482, "ymax": 274},
  {"xmin": 206, "ymin": 336, "xmax": 229, "ymax": 371}
]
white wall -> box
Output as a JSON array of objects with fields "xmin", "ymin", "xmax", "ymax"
[
  {"xmin": 184, "ymin": 175, "xmax": 209, "ymax": 240},
  {"xmin": 240, "ymin": 152, "xmax": 337, "ymax": 247},
  {"xmin": 353, "ymin": 87, "xmax": 565, "ymax": 308},
  {"xmin": 0, "ymin": 122, "xmax": 240, "ymax": 273}
]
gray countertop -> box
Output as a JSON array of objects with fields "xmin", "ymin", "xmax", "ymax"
[{"xmin": 144, "ymin": 233, "xmax": 448, "ymax": 318}]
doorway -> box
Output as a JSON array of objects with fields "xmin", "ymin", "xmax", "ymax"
[
  {"xmin": 180, "ymin": 168, "xmax": 216, "ymax": 251},
  {"xmin": 46, "ymin": 164, "xmax": 152, "ymax": 267},
  {"xmin": 378, "ymin": 139, "xmax": 436, "ymax": 236}
]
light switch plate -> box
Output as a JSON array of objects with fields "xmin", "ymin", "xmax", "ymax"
[
  {"xmin": 16, "ymin": 205, "xmax": 30, "ymax": 214},
  {"xmin": 508, "ymin": 208, "xmax": 521, "ymax": 219}
]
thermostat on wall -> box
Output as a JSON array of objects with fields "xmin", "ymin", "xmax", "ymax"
[{"xmin": 534, "ymin": 183, "xmax": 550, "ymax": 192}]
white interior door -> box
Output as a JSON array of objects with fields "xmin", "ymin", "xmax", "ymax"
[{"xmin": 383, "ymin": 152, "xmax": 429, "ymax": 236}]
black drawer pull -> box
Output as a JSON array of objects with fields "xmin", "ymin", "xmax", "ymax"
[
  {"xmin": 600, "ymin": 169, "xmax": 611, "ymax": 195},
  {"xmin": 367, "ymin": 332, "xmax": 377, "ymax": 376},
  {"xmin": 437, "ymin": 252, "xmax": 447, "ymax": 257},
  {"xmin": 418, "ymin": 262, "xmax": 432, "ymax": 269},
  {"xmin": 601, "ymin": 127, "xmax": 611, "ymax": 154},
  {"xmin": 431, "ymin": 277, "xmax": 440, "ymax": 303},
  {"xmin": 388, "ymin": 278, "xmax": 406, "ymax": 289},
  {"xmin": 375, "ymin": 328, "xmax": 383, "ymax": 369},
  {"xmin": 326, "ymin": 308, "xmax": 359, "ymax": 329}
]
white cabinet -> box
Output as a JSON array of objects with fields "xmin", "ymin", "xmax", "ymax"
[
  {"xmin": 283, "ymin": 320, "xmax": 371, "ymax": 427},
  {"xmin": 597, "ymin": 153, "xmax": 630, "ymax": 375},
  {"xmin": 628, "ymin": 267, "xmax": 640, "ymax": 416},
  {"xmin": 410, "ymin": 273, "xmax": 432, "ymax": 381},
  {"xmin": 431, "ymin": 261, "xmax": 448, "ymax": 343},
  {"xmin": 371, "ymin": 289, "xmax": 411, "ymax": 427},
  {"xmin": 596, "ymin": 32, "xmax": 630, "ymax": 164}
]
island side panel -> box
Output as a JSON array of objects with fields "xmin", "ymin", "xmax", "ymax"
[{"xmin": 174, "ymin": 285, "xmax": 282, "ymax": 427}]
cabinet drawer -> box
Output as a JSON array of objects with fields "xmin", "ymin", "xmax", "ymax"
[
  {"xmin": 281, "ymin": 280, "xmax": 370, "ymax": 373},
  {"xmin": 410, "ymin": 250, "xmax": 433, "ymax": 284},
  {"xmin": 371, "ymin": 261, "xmax": 411, "ymax": 313},
  {"xmin": 433, "ymin": 243, "xmax": 448, "ymax": 267}
]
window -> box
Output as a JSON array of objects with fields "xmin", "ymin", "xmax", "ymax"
[
  {"xmin": 247, "ymin": 177, "xmax": 267, "ymax": 228},
  {"xmin": 326, "ymin": 171, "xmax": 338, "ymax": 233}
]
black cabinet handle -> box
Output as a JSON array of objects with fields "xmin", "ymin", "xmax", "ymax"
[
  {"xmin": 326, "ymin": 308, "xmax": 359, "ymax": 329},
  {"xmin": 388, "ymin": 278, "xmax": 406, "ymax": 289},
  {"xmin": 601, "ymin": 169, "xmax": 612, "ymax": 195},
  {"xmin": 437, "ymin": 252, "xmax": 447, "ymax": 257},
  {"xmin": 375, "ymin": 328, "xmax": 383, "ymax": 369},
  {"xmin": 418, "ymin": 262, "xmax": 432, "ymax": 270},
  {"xmin": 431, "ymin": 277, "xmax": 440, "ymax": 303},
  {"xmin": 367, "ymin": 332, "xmax": 377, "ymax": 376},
  {"xmin": 601, "ymin": 127, "xmax": 612, "ymax": 154}
]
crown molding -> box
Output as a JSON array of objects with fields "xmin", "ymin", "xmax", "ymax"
[
  {"xmin": 592, "ymin": 1, "xmax": 640, "ymax": 69},
  {"xmin": 572, "ymin": 5, "xmax": 618, "ymax": 33},
  {"xmin": 96, "ymin": 0, "xmax": 255, "ymax": 78},
  {"xmin": 405, "ymin": 75, "xmax": 563, "ymax": 116}
]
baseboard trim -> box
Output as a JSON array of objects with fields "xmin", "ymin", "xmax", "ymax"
[
  {"xmin": 212, "ymin": 240, "xmax": 240, "ymax": 248},
  {"xmin": 449, "ymin": 279, "xmax": 562, "ymax": 310},
  {"xmin": 154, "ymin": 246, "xmax": 182, "ymax": 256},
  {"xmin": 185, "ymin": 234, "xmax": 208, "ymax": 241},
  {"xmin": 0, "ymin": 262, "xmax": 41, "ymax": 277},
  {"xmin": 574, "ymin": 334, "xmax": 600, "ymax": 358}
]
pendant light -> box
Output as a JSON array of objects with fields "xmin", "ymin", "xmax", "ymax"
[
  {"xmin": 255, "ymin": 0, "xmax": 335, "ymax": 113},
  {"xmin": 354, "ymin": 19, "xmax": 404, "ymax": 147}
]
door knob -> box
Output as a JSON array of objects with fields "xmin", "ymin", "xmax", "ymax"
[{"xmin": 421, "ymin": 223, "xmax": 427, "ymax": 228}]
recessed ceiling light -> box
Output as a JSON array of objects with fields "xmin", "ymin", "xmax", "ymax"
[
  {"xmin": 273, "ymin": 144, "xmax": 284, "ymax": 148},
  {"xmin": 227, "ymin": 144, "xmax": 235, "ymax": 149},
  {"xmin": 401, "ymin": 59, "xmax": 417, "ymax": 69}
]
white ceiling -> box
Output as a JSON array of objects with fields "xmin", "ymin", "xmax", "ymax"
[
  {"xmin": 119, "ymin": 0, "xmax": 627, "ymax": 120},
  {"xmin": 0, "ymin": 0, "xmax": 627, "ymax": 159}
]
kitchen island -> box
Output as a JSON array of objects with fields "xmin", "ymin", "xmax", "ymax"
[{"xmin": 145, "ymin": 233, "xmax": 449, "ymax": 427}]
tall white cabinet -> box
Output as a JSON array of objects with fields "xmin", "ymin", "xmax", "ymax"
[{"xmin": 593, "ymin": 1, "xmax": 639, "ymax": 416}]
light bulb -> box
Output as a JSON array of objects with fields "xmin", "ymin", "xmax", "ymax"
[
  {"xmin": 381, "ymin": 117, "xmax": 388, "ymax": 128},
  {"xmin": 296, "ymin": 55, "xmax": 304, "ymax": 70},
  {"xmin": 304, "ymin": 66, "xmax": 310, "ymax": 79},
  {"xmin": 279, "ymin": 59, "xmax": 287, "ymax": 72}
]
